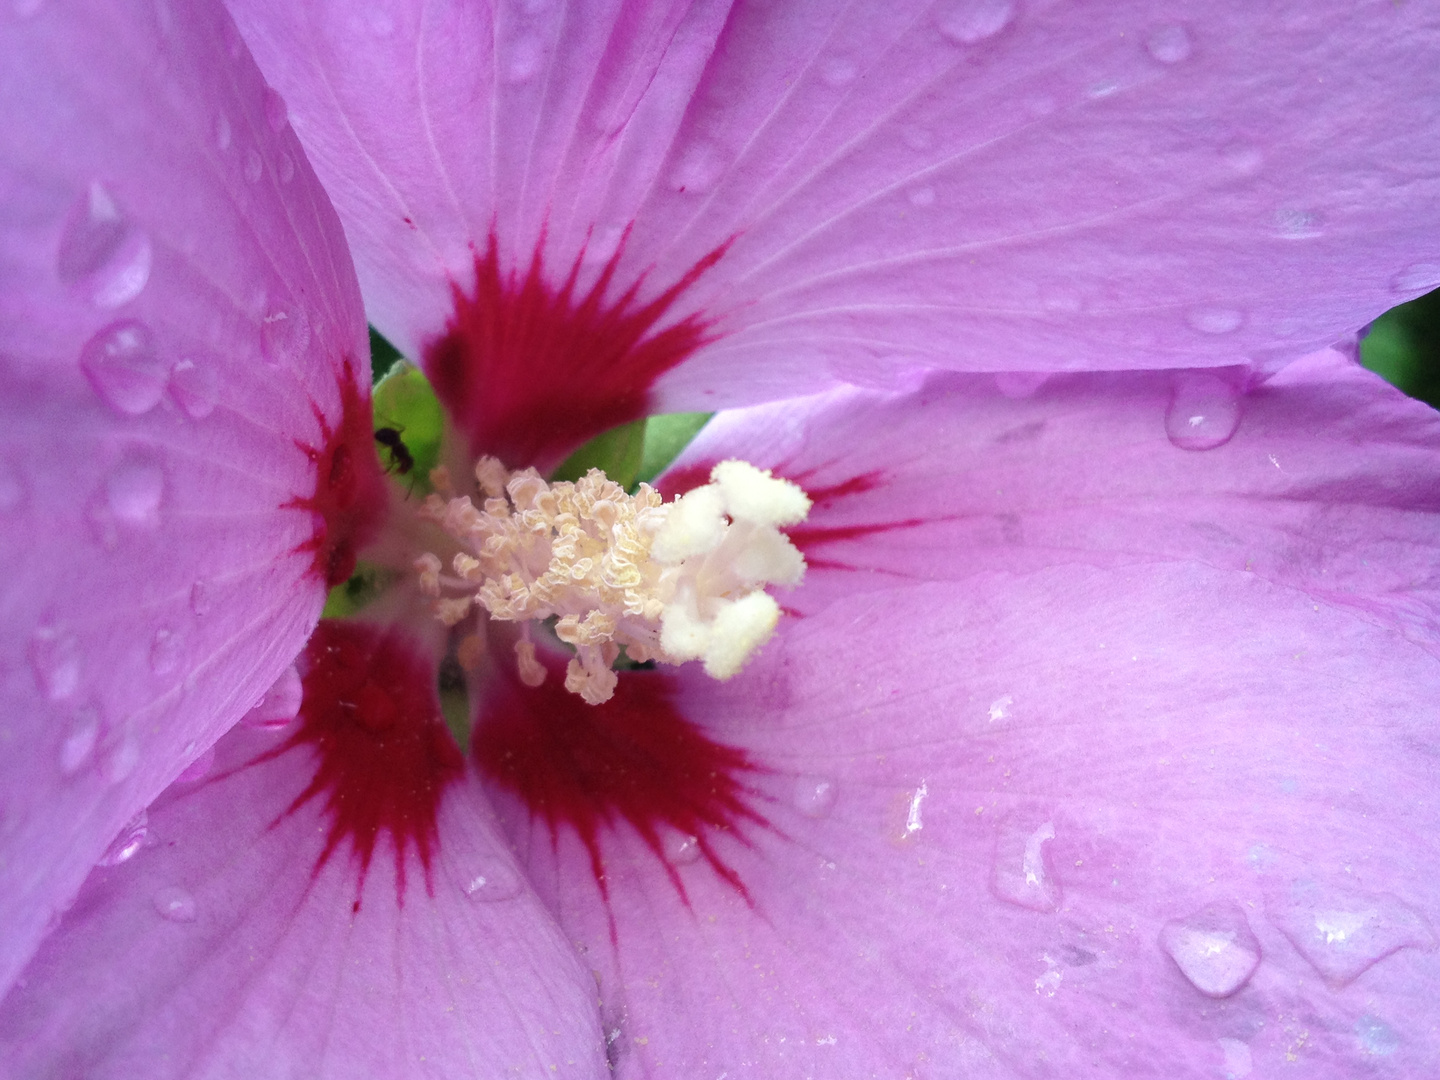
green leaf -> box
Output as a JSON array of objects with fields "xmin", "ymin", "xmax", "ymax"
[
  {"xmin": 369, "ymin": 325, "xmax": 403, "ymax": 383},
  {"xmin": 320, "ymin": 562, "xmax": 399, "ymax": 619},
  {"xmin": 637, "ymin": 412, "xmax": 712, "ymax": 484},
  {"xmin": 551, "ymin": 418, "xmax": 647, "ymax": 490},
  {"xmin": 372, "ymin": 360, "xmax": 445, "ymax": 490}
]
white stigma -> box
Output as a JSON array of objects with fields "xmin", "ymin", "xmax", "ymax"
[{"xmin": 420, "ymin": 458, "xmax": 810, "ymax": 704}]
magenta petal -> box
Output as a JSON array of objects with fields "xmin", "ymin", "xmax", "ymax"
[
  {"xmin": 503, "ymin": 564, "xmax": 1439, "ymax": 1078},
  {"xmin": 0, "ymin": 0, "xmax": 373, "ymax": 993},
  {"xmin": 0, "ymin": 722, "xmax": 607, "ymax": 1079},
  {"xmin": 229, "ymin": 1, "xmax": 1440, "ymax": 407}
]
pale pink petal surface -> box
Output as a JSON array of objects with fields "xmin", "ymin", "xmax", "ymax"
[
  {"xmin": 0, "ymin": 710, "xmax": 606, "ymax": 1079},
  {"xmin": 0, "ymin": 0, "xmax": 376, "ymax": 994},
  {"xmin": 480, "ymin": 357, "xmax": 1440, "ymax": 1077},
  {"xmin": 229, "ymin": 0, "xmax": 1440, "ymax": 407}
]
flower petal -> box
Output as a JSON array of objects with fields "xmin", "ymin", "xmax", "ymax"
[
  {"xmin": 0, "ymin": 0, "xmax": 373, "ymax": 993},
  {"xmin": 0, "ymin": 719, "xmax": 607, "ymax": 1079},
  {"xmin": 502, "ymin": 563, "xmax": 1440, "ymax": 1078},
  {"xmin": 674, "ymin": 348, "xmax": 1440, "ymax": 651},
  {"xmin": 228, "ymin": 1, "xmax": 1440, "ymax": 406}
]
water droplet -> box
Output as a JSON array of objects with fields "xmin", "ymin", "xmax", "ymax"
[
  {"xmin": 213, "ymin": 112, "xmax": 232, "ymax": 151},
  {"xmin": 189, "ymin": 579, "xmax": 213, "ymax": 616},
  {"xmin": 1271, "ymin": 887, "xmax": 1434, "ymax": 986},
  {"xmin": 1274, "ymin": 207, "xmax": 1323, "ymax": 240},
  {"xmin": 1165, "ymin": 372, "xmax": 1243, "ymax": 451},
  {"xmin": 936, "ymin": 0, "xmax": 1014, "ymax": 44},
  {"xmin": 150, "ymin": 626, "xmax": 183, "ymax": 676},
  {"xmin": 242, "ymin": 664, "xmax": 303, "ymax": 729},
  {"xmin": 793, "ymin": 775, "xmax": 837, "ymax": 818},
  {"xmin": 102, "ymin": 733, "xmax": 139, "ymax": 783},
  {"xmin": 262, "ymin": 86, "xmax": 288, "ymax": 132},
  {"xmin": 58, "ymin": 708, "xmax": 99, "ymax": 776},
  {"xmin": 820, "ymin": 56, "xmax": 857, "ymax": 88},
  {"xmin": 1390, "ymin": 262, "xmax": 1440, "ymax": 294},
  {"xmin": 987, "ymin": 694, "xmax": 1013, "ymax": 721},
  {"xmin": 464, "ymin": 864, "xmax": 523, "ymax": 902},
  {"xmin": 177, "ymin": 744, "xmax": 216, "ymax": 783},
  {"xmin": 243, "ymin": 148, "xmax": 263, "ymax": 184},
  {"xmin": 670, "ymin": 140, "xmax": 724, "ymax": 195},
  {"xmin": 1159, "ymin": 902, "xmax": 1261, "ymax": 997},
  {"xmin": 57, "ymin": 182, "xmax": 152, "ymax": 308},
  {"xmin": 1186, "ymin": 307, "xmax": 1243, "ymax": 335},
  {"xmin": 1145, "ymin": 24, "xmax": 1192, "ymax": 64},
  {"xmin": 1355, "ymin": 1015, "xmax": 1400, "ymax": 1056},
  {"xmin": 506, "ymin": 35, "xmax": 542, "ymax": 82},
  {"xmin": 1220, "ymin": 142, "xmax": 1263, "ymax": 176},
  {"xmin": 29, "ymin": 625, "xmax": 81, "ymax": 701},
  {"xmin": 664, "ymin": 832, "xmax": 702, "ymax": 865},
  {"xmin": 79, "ymin": 320, "xmax": 167, "ymax": 416},
  {"xmin": 908, "ymin": 186, "xmax": 936, "ymax": 208},
  {"xmin": 991, "ymin": 816, "xmax": 1061, "ymax": 911},
  {"xmin": 994, "ymin": 372, "xmax": 1049, "ymax": 399},
  {"xmin": 1217, "ymin": 1038, "xmax": 1252, "ymax": 1080},
  {"xmin": 260, "ymin": 306, "xmax": 311, "ymax": 367},
  {"xmin": 277, "ymin": 152, "xmax": 295, "ymax": 184},
  {"xmin": 168, "ymin": 358, "xmax": 219, "ymax": 419},
  {"xmin": 152, "ymin": 884, "xmax": 197, "ymax": 922},
  {"xmin": 106, "ymin": 459, "xmax": 164, "ymax": 526},
  {"xmin": 98, "ymin": 810, "xmax": 150, "ymax": 867}
]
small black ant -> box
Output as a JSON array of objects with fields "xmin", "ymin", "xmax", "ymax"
[{"xmin": 374, "ymin": 426, "xmax": 415, "ymax": 476}]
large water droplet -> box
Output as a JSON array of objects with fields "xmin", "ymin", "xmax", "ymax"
[
  {"xmin": 793, "ymin": 775, "xmax": 837, "ymax": 818},
  {"xmin": 936, "ymin": 0, "xmax": 1015, "ymax": 44},
  {"xmin": 80, "ymin": 320, "xmax": 167, "ymax": 416},
  {"xmin": 1159, "ymin": 902, "xmax": 1261, "ymax": 997},
  {"xmin": 243, "ymin": 148, "xmax": 264, "ymax": 185},
  {"xmin": 1165, "ymin": 372, "xmax": 1243, "ymax": 451},
  {"xmin": 1390, "ymin": 263, "xmax": 1440, "ymax": 294},
  {"xmin": 58, "ymin": 708, "xmax": 100, "ymax": 776},
  {"xmin": 168, "ymin": 358, "xmax": 219, "ymax": 419},
  {"xmin": 1274, "ymin": 207, "xmax": 1323, "ymax": 240},
  {"xmin": 152, "ymin": 884, "xmax": 197, "ymax": 923},
  {"xmin": 260, "ymin": 306, "xmax": 311, "ymax": 367},
  {"xmin": 1355, "ymin": 1015, "xmax": 1400, "ymax": 1056},
  {"xmin": 242, "ymin": 664, "xmax": 303, "ymax": 729},
  {"xmin": 29, "ymin": 624, "xmax": 81, "ymax": 701},
  {"xmin": 1271, "ymin": 887, "xmax": 1434, "ymax": 986},
  {"xmin": 98, "ymin": 810, "xmax": 150, "ymax": 867},
  {"xmin": 1186, "ymin": 307, "xmax": 1244, "ymax": 335},
  {"xmin": 1145, "ymin": 24, "xmax": 1192, "ymax": 64},
  {"xmin": 262, "ymin": 86, "xmax": 288, "ymax": 132},
  {"xmin": 990, "ymin": 816, "xmax": 1061, "ymax": 911},
  {"xmin": 57, "ymin": 182, "xmax": 152, "ymax": 308},
  {"xmin": 106, "ymin": 459, "xmax": 164, "ymax": 526},
  {"xmin": 464, "ymin": 864, "xmax": 524, "ymax": 902},
  {"xmin": 150, "ymin": 626, "xmax": 184, "ymax": 677}
]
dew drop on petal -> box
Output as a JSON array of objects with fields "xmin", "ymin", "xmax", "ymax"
[
  {"xmin": 168, "ymin": 358, "xmax": 219, "ymax": 419},
  {"xmin": 151, "ymin": 884, "xmax": 197, "ymax": 923},
  {"xmin": 664, "ymin": 831, "xmax": 702, "ymax": 866},
  {"xmin": 821, "ymin": 55, "xmax": 858, "ymax": 88},
  {"xmin": 243, "ymin": 148, "xmax": 264, "ymax": 185},
  {"xmin": 1159, "ymin": 901, "xmax": 1261, "ymax": 997},
  {"xmin": 1271, "ymin": 887, "xmax": 1435, "ymax": 986},
  {"xmin": 176, "ymin": 744, "xmax": 216, "ymax": 784},
  {"xmin": 991, "ymin": 816, "xmax": 1061, "ymax": 911},
  {"xmin": 29, "ymin": 624, "xmax": 81, "ymax": 702},
  {"xmin": 262, "ymin": 86, "xmax": 288, "ymax": 132},
  {"xmin": 1390, "ymin": 262, "xmax": 1440, "ymax": 294},
  {"xmin": 908, "ymin": 186, "xmax": 936, "ymax": 207},
  {"xmin": 58, "ymin": 709, "xmax": 100, "ymax": 776},
  {"xmin": 80, "ymin": 320, "xmax": 167, "ymax": 416},
  {"xmin": 1355, "ymin": 1015, "xmax": 1401, "ymax": 1057},
  {"xmin": 1145, "ymin": 24, "xmax": 1192, "ymax": 64},
  {"xmin": 1186, "ymin": 307, "xmax": 1243, "ymax": 335},
  {"xmin": 189, "ymin": 579, "xmax": 213, "ymax": 616},
  {"xmin": 149, "ymin": 626, "xmax": 183, "ymax": 676},
  {"xmin": 242, "ymin": 663, "xmax": 303, "ymax": 729},
  {"xmin": 936, "ymin": 0, "xmax": 1015, "ymax": 44},
  {"xmin": 98, "ymin": 810, "xmax": 150, "ymax": 867},
  {"xmin": 106, "ymin": 459, "xmax": 164, "ymax": 526},
  {"xmin": 102, "ymin": 734, "xmax": 139, "ymax": 783},
  {"xmin": 793, "ymin": 775, "xmax": 837, "ymax": 818},
  {"xmin": 57, "ymin": 182, "xmax": 152, "ymax": 309},
  {"xmin": 260, "ymin": 306, "xmax": 311, "ymax": 367},
  {"xmin": 505, "ymin": 35, "xmax": 542, "ymax": 82},
  {"xmin": 463, "ymin": 864, "xmax": 524, "ymax": 902},
  {"xmin": 1165, "ymin": 372, "xmax": 1243, "ymax": 451}
]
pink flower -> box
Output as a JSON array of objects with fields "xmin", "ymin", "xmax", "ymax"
[{"xmin": 4, "ymin": 1, "xmax": 1440, "ymax": 1077}]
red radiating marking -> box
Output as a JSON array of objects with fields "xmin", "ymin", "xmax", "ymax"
[
  {"xmin": 473, "ymin": 654, "xmax": 764, "ymax": 905},
  {"xmin": 287, "ymin": 358, "xmax": 388, "ymax": 586},
  {"xmin": 425, "ymin": 231, "xmax": 731, "ymax": 472},
  {"xmin": 265, "ymin": 621, "xmax": 463, "ymax": 905}
]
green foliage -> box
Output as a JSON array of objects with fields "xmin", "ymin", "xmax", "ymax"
[
  {"xmin": 1362, "ymin": 288, "xmax": 1440, "ymax": 409},
  {"xmin": 372, "ymin": 361, "xmax": 445, "ymax": 491}
]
